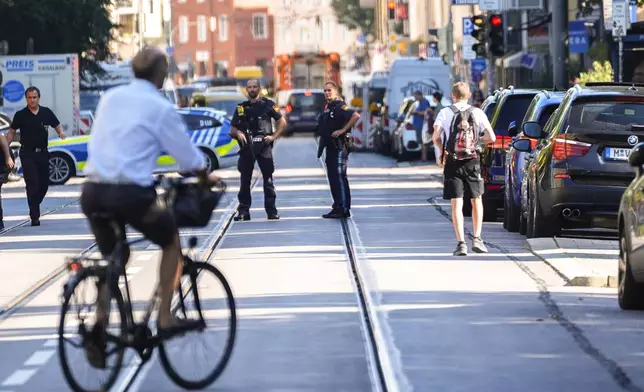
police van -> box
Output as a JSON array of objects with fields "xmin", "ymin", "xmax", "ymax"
[{"xmin": 379, "ymin": 57, "xmax": 452, "ymax": 155}]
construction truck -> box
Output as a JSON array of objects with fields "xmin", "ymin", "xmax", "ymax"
[{"xmin": 273, "ymin": 51, "xmax": 341, "ymax": 92}]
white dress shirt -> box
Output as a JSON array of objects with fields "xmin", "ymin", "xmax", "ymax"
[{"xmin": 84, "ymin": 79, "xmax": 206, "ymax": 186}]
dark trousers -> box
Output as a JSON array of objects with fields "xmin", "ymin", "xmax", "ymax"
[
  {"xmin": 237, "ymin": 141, "xmax": 277, "ymax": 215},
  {"xmin": 325, "ymin": 146, "xmax": 351, "ymax": 212},
  {"xmin": 20, "ymin": 150, "xmax": 50, "ymax": 220}
]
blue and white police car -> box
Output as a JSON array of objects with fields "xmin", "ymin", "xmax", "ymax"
[{"xmin": 9, "ymin": 107, "xmax": 239, "ymax": 185}]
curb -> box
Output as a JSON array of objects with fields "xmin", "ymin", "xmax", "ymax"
[{"xmin": 525, "ymin": 238, "xmax": 618, "ymax": 288}]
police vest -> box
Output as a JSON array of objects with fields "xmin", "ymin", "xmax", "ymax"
[{"xmin": 236, "ymin": 100, "xmax": 274, "ymax": 136}]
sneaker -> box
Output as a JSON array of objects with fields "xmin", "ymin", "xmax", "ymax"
[
  {"xmin": 472, "ymin": 237, "xmax": 488, "ymax": 253},
  {"xmin": 233, "ymin": 212, "xmax": 250, "ymax": 222},
  {"xmin": 453, "ymin": 241, "xmax": 467, "ymax": 256}
]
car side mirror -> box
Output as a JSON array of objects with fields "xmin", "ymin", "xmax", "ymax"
[
  {"xmin": 522, "ymin": 121, "xmax": 543, "ymax": 139},
  {"xmin": 508, "ymin": 121, "xmax": 518, "ymax": 137},
  {"xmin": 511, "ymin": 139, "xmax": 532, "ymax": 153},
  {"xmin": 628, "ymin": 142, "xmax": 644, "ymax": 168}
]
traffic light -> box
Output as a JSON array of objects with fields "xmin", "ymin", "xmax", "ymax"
[
  {"xmin": 470, "ymin": 15, "xmax": 487, "ymax": 57},
  {"xmin": 388, "ymin": 0, "xmax": 395, "ymax": 20},
  {"xmin": 488, "ymin": 14, "xmax": 504, "ymax": 57}
]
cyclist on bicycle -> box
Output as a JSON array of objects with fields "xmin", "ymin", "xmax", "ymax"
[{"xmin": 79, "ymin": 47, "xmax": 220, "ymax": 368}]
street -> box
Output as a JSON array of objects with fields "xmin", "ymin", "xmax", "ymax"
[{"xmin": 0, "ymin": 136, "xmax": 642, "ymax": 392}]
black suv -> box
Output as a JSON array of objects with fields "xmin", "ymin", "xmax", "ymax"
[
  {"xmin": 283, "ymin": 89, "xmax": 326, "ymax": 135},
  {"xmin": 480, "ymin": 87, "xmax": 538, "ymax": 221},
  {"xmin": 514, "ymin": 82, "xmax": 644, "ymax": 238}
]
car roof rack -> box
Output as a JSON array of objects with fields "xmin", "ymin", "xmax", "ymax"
[{"xmin": 584, "ymin": 82, "xmax": 644, "ymax": 88}]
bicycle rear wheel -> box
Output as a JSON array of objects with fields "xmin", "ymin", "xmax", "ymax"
[
  {"xmin": 58, "ymin": 266, "xmax": 127, "ymax": 392},
  {"xmin": 158, "ymin": 260, "xmax": 237, "ymax": 389}
]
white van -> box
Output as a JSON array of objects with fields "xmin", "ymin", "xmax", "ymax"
[{"xmin": 384, "ymin": 57, "xmax": 452, "ymax": 135}]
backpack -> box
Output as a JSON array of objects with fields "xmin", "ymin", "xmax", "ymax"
[{"xmin": 443, "ymin": 104, "xmax": 480, "ymax": 161}]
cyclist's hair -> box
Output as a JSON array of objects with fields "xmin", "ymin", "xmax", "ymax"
[{"xmin": 131, "ymin": 47, "xmax": 168, "ymax": 81}]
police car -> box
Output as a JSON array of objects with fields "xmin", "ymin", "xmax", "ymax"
[{"xmin": 11, "ymin": 107, "xmax": 239, "ymax": 185}]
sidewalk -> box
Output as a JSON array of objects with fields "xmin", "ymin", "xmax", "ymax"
[{"xmin": 526, "ymin": 237, "xmax": 618, "ymax": 288}]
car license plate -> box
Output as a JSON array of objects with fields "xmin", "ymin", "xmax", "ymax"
[
  {"xmin": 604, "ymin": 147, "xmax": 631, "ymax": 161},
  {"xmin": 303, "ymin": 111, "xmax": 316, "ymax": 117}
]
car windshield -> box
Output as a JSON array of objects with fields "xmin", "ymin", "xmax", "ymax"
[
  {"xmin": 494, "ymin": 95, "xmax": 536, "ymax": 135},
  {"xmin": 568, "ymin": 99, "xmax": 644, "ymax": 133},
  {"xmin": 206, "ymin": 100, "xmax": 238, "ymax": 118},
  {"xmin": 289, "ymin": 93, "xmax": 326, "ymax": 109}
]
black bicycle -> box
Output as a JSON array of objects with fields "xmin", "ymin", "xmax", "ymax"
[{"xmin": 57, "ymin": 175, "xmax": 237, "ymax": 392}]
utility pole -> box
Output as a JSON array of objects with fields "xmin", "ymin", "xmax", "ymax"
[
  {"xmin": 447, "ymin": 5, "xmax": 455, "ymax": 82},
  {"xmin": 138, "ymin": 0, "xmax": 145, "ymax": 50},
  {"xmin": 550, "ymin": 0, "xmax": 567, "ymax": 88}
]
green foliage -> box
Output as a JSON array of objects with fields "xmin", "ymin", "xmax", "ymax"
[
  {"xmin": 330, "ymin": 0, "xmax": 374, "ymax": 32},
  {"xmin": 579, "ymin": 61, "xmax": 614, "ymax": 85},
  {"xmin": 0, "ymin": 0, "xmax": 116, "ymax": 78}
]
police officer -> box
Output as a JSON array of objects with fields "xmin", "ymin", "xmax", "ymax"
[
  {"xmin": 230, "ymin": 79, "xmax": 286, "ymax": 221},
  {"xmin": 317, "ymin": 81, "xmax": 360, "ymax": 219},
  {"xmin": 6, "ymin": 86, "xmax": 66, "ymax": 226}
]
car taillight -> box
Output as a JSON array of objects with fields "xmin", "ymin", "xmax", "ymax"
[
  {"xmin": 490, "ymin": 135, "xmax": 512, "ymax": 150},
  {"xmin": 552, "ymin": 137, "xmax": 591, "ymax": 160},
  {"xmin": 405, "ymin": 123, "xmax": 414, "ymax": 130},
  {"xmin": 286, "ymin": 104, "xmax": 293, "ymax": 113}
]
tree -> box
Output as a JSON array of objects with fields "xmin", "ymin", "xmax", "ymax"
[
  {"xmin": 330, "ymin": 0, "xmax": 375, "ymax": 33},
  {"xmin": 579, "ymin": 61, "xmax": 614, "ymax": 86},
  {"xmin": 0, "ymin": 0, "xmax": 116, "ymax": 79}
]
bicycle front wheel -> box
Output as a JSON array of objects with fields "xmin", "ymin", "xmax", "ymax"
[
  {"xmin": 58, "ymin": 266, "xmax": 127, "ymax": 392},
  {"xmin": 158, "ymin": 260, "xmax": 237, "ymax": 389}
]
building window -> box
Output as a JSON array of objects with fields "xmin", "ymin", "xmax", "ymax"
[
  {"xmin": 148, "ymin": 0, "xmax": 154, "ymax": 13},
  {"xmin": 252, "ymin": 13, "xmax": 268, "ymax": 40},
  {"xmin": 219, "ymin": 15, "xmax": 228, "ymax": 41},
  {"xmin": 299, "ymin": 26, "xmax": 310, "ymax": 43},
  {"xmin": 323, "ymin": 19, "xmax": 332, "ymax": 41},
  {"xmin": 178, "ymin": 0, "xmax": 186, "ymax": 3},
  {"xmin": 197, "ymin": 15, "xmax": 207, "ymax": 42},
  {"xmin": 179, "ymin": 16, "xmax": 189, "ymax": 43},
  {"xmin": 197, "ymin": 0, "xmax": 205, "ymax": 3}
]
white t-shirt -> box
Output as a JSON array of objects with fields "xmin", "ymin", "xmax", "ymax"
[{"xmin": 433, "ymin": 101, "xmax": 492, "ymax": 142}]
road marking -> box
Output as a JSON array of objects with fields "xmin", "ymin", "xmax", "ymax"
[
  {"xmin": 146, "ymin": 244, "xmax": 158, "ymax": 250},
  {"xmin": 1, "ymin": 369, "xmax": 37, "ymax": 386},
  {"xmin": 42, "ymin": 339, "xmax": 57, "ymax": 348},
  {"xmin": 126, "ymin": 267, "xmax": 142, "ymax": 275},
  {"xmin": 136, "ymin": 253, "xmax": 153, "ymax": 261},
  {"xmin": 23, "ymin": 350, "xmax": 55, "ymax": 366}
]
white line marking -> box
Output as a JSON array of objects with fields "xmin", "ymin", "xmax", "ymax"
[
  {"xmin": 146, "ymin": 244, "xmax": 158, "ymax": 250},
  {"xmin": 136, "ymin": 253, "xmax": 153, "ymax": 261},
  {"xmin": 1, "ymin": 369, "xmax": 37, "ymax": 386},
  {"xmin": 127, "ymin": 353, "xmax": 156, "ymax": 392},
  {"xmin": 23, "ymin": 350, "xmax": 55, "ymax": 366},
  {"xmin": 42, "ymin": 339, "xmax": 57, "ymax": 348},
  {"xmin": 126, "ymin": 267, "xmax": 142, "ymax": 275}
]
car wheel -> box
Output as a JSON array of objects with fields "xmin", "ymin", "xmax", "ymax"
[
  {"xmin": 200, "ymin": 147, "xmax": 219, "ymax": 172},
  {"xmin": 49, "ymin": 153, "xmax": 75, "ymax": 186},
  {"xmin": 526, "ymin": 183, "xmax": 559, "ymax": 238},
  {"xmin": 618, "ymin": 230, "xmax": 644, "ymax": 310},
  {"xmin": 505, "ymin": 176, "xmax": 520, "ymax": 232}
]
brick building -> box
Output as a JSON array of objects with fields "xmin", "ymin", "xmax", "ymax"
[{"xmin": 170, "ymin": 0, "xmax": 275, "ymax": 81}]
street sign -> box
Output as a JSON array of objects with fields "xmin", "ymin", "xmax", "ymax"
[
  {"xmin": 568, "ymin": 21, "xmax": 589, "ymax": 54},
  {"xmin": 451, "ymin": 0, "xmax": 478, "ymax": 4},
  {"xmin": 479, "ymin": 0, "xmax": 503, "ymax": 11},
  {"xmin": 612, "ymin": 0, "xmax": 629, "ymax": 37},
  {"xmin": 166, "ymin": 46, "xmax": 174, "ymax": 56},
  {"xmin": 471, "ymin": 58, "xmax": 487, "ymax": 73},
  {"xmin": 462, "ymin": 17, "xmax": 476, "ymax": 60}
]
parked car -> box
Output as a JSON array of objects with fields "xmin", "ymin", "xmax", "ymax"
[
  {"xmin": 504, "ymin": 90, "xmax": 564, "ymax": 233},
  {"xmin": 514, "ymin": 82, "xmax": 644, "ymax": 238},
  {"xmin": 618, "ymin": 141, "xmax": 644, "ymax": 309},
  {"xmin": 480, "ymin": 87, "xmax": 539, "ymax": 221},
  {"xmin": 282, "ymin": 89, "xmax": 326, "ymax": 135},
  {"xmin": 11, "ymin": 107, "xmax": 238, "ymax": 185}
]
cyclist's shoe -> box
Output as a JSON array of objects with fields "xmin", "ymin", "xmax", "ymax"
[
  {"xmin": 233, "ymin": 211, "xmax": 250, "ymax": 221},
  {"xmin": 84, "ymin": 322, "xmax": 107, "ymax": 369},
  {"xmin": 157, "ymin": 318, "xmax": 205, "ymax": 341}
]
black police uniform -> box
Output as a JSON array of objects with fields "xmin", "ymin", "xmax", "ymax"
[
  {"xmin": 231, "ymin": 97, "xmax": 282, "ymax": 220},
  {"xmin": 10, "ymin": 106, "xmax": 60, "ymax": 224},
  {"xmin": 316, "ymin": 99, "xmax": 355, "ymax": 218}
]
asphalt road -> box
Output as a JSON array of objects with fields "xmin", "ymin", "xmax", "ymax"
[{"xmin": 0, "ymin": 136, "xmax": 641, "ymax": 392}]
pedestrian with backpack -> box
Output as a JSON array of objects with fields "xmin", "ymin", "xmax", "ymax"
[{"xmin": 432, "ymin": 82, "xmax": 496, "ymax": 256}]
